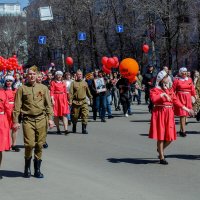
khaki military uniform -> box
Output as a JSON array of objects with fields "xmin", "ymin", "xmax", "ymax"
[
  {"xmin": 70, "ymin": 80, "xmax": 92, "ymax": 124},
  {"xmin": 13, "ymin": 83, "xmax": 53, "ymax": 160}
]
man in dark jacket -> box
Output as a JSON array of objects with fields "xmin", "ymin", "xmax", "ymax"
[
  {"xmin": 142, "ymin": 65, "xmax": 157, "ymax": 104},
  {"xmin": 116, "ymin": 76, "xmax": 132, "ymax": 117}
]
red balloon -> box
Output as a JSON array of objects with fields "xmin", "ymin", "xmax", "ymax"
[
  {"xmin": 107, "ymin": 58, "xmax": 116, "ymax": 69},
  {"xmin": 102, "ymin": 65, "xmax": 111, "ymax": 74},
  {"xmin": 101, "ymin": 57, "xmax": 108, "ymax": 65},
  {"xmin": 66, "ymin": 57, "xmax": 74, "ymax": 65},
  {"xmin": 143, "ymin": 44, "xmax": 149, "ymax": 53},
  {"xmin": 113, "ymin": 62, "xmax": 119, "ymax": 68},
  {"xmin": 113, "ymin": 56, "xmax": 119, "ymax": 63}
]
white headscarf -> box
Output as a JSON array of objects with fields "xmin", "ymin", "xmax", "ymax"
[
  {"xmin": 55, "ymin": 71, "xmax": 63, "ymax": 76},
  {"xmin": 179, "ymin": 67, "xmax": 187, "ymax": 74},
  {"xmin": 5, "ymin": 75, "xmax": 15, "ymax": 82},
  {"xmin": 156, "ymin": 70, "xmax": 167, "ymax": 83}
]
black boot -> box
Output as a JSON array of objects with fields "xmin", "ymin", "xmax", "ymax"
[
  {"xmin": 82, "ymin": 124, "xmax": 88, "ymax": 134},
  {"xmin": 34, "ymin": 158, "xmax": 44, "ymax": 178},
  {"xmin": 24, "ymin": 157, "xmax": 32, "ymax": 178},
  {"xmin": 72, "ymin": 123, "xmax": 77, "ymax": 133}
]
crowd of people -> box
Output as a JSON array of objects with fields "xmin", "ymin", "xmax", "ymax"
[{"xmin": 0, "ymin": 63, "xmax": 200, "ymax": 179}]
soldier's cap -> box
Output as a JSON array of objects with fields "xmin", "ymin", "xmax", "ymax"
[
  {"xmin": 29, "ymin": 65, "xmax": 38, "ymax": 72},
  {"xmin": 55, "ymin": 71, "xmax": 63, "ymax": 76}
]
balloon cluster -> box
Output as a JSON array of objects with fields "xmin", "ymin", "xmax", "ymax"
[
  {"xmin": 119, "ymin": 58, "xmax": 139, "ymax": 83},
  {"xmin": 101, "ymin": 56, "xmax": 119, "ymax": 74},
  {"xmin": 0, "ymin": 55, "xmax": 22, "ymax": 72}
]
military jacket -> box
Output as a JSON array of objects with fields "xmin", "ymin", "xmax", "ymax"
[
  {"xmin": 13, "ymin": 82, "xmax": 53, "ymax": 123},
  {"xmin": 70, "ymin": 80, "xmax": 92, "ymax": 105}
]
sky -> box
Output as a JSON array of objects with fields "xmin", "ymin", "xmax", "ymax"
[{"xmin": 0, "ymin": 0, "xmax": 29, "ymax": 9}]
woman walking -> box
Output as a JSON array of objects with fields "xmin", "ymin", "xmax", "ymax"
[
  {"xmin": 4, "ymin": 76, "xmax": 20, "ymax": 152},
  {"xmin": 0, "ymin": 87, "xmax": 12, "ymax": 179},
  {"xmin": 50, "ymin": 71, "xmax": 70, "ymax": 135},
  {"xmin": 149, "ymin": 70, "xmax": 194, "ymax": 165},
  {"xmin": 173, "ymin": 67, "xmax": 196, "ymax": 137}
]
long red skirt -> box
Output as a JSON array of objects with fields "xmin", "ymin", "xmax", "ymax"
[
  {"xmin": 149, "ymin": 107, "xmax": 177, "ymax": 141},
  {"xmin": 174, "ymin": 92, "xmax": 192, "ymax": 117},
  {"xmin": 0, "ymin": 114, "xmax": 11, "ymax": 151},
  {"xmin": 53, "ymin": 93, "xmax": 70, "ymax": 117}
]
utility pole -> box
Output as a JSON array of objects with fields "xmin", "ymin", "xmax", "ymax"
[{"xmin": 60, "ymin": 30, "xmax": 65, "ymax": 72}]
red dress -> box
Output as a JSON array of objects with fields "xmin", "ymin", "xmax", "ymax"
[
  {"xmin": 149, "ymin": 87, "xmax": 183, "ymax": 141},
  {"xmin": 0, "ymin": 90, "xmax": 11, "ymax": 151},
  {"xmin": 5, "ymin": 89, "xmax": 16, "ymax": 128},
  {"xmin": 50, "ymin": 81, "xmax": 70, "ymax": 116},
  {"xmin": 173, "ymin": 77, "xmax": 196, "ymax": 117}
]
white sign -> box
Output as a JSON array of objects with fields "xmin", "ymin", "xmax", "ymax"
[{"xmin": 39, "ymin": 6, "xmax": 53, "ymax": 21}]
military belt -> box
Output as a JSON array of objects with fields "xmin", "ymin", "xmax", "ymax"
[{"xmin": 23, "ymin": 113, "xmax": 44, "ymax": 118}]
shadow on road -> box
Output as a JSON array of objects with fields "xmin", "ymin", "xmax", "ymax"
[
  {"xmin": 130, "ymin": 120, "xmax": 150, "ymax": 123},
  {"xmin": 1, "ymin": 170, "xmax": 24, "ymax": 178},
  {"xmin": 107, "ymin": 158, "xmax": 158, "ymax": 164},
  {"xmin": 139, "ymin": 134, "xmax": 149, "ymax": 136},
  {"xmin": 186, "ymin": 131, "xmax": 200, "ymax": 135},
  {"xmin": 166, "ymin": 154, "xmax": 200, "ymax": 160}
]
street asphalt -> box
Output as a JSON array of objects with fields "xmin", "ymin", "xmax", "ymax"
[{"xmin": 1, "ymin": 100, "xmax": 200, "ymax": 200}]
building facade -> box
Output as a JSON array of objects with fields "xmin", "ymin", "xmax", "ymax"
[{"xmin": 0, "ymin": 3, "xmax": 21, "ymax": 16}]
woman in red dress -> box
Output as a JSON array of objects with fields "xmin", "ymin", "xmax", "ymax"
[
  {"xmin": 50, "ymin": 71, "xmax": 70, "ymax": 135},
  {"xmin": 149, "ymin": 70, "xmax": 193, "ymax": 165},
  {"xmin": 0, "ymin": 87, "xmax": 12, "ymax": 179},
  {"xmin": 4, "ymin": 76, "xmax": 20, "ymax": 152},
  {"xmin": 173, "ymin": 67, "xmax": 197, "ymax": 137}
]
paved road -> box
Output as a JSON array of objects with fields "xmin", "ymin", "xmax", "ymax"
[{"xmin": 1, "ymin": 102, "xmax": 200, "ymax": 200}]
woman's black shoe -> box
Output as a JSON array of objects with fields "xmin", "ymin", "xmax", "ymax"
[
  {"xmin": 0, "ymin": 175, "xmax": 2, "ymax": 179},
  {"xmin": 11, "ymin": 145, "xmax": 20, "ymax": 152},
  {"xmin": 160, "ymin": 159, "xmax": 168, "ymax": 165},
  {"xmin": 179, "ymin": 131, "xmax": 187, "ymax": 137}
]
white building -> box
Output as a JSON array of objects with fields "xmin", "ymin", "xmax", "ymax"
[{"xmin": 0, "ymin": 3, "xmax": 21, "ymax": 16}]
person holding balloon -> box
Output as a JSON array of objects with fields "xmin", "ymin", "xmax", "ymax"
[
  {"xmin": 117, "ymin": 58, "xmax": 140, "ymax": 116},
  {"xmin": 149, "ymin": 70, "xmax": 194, "ymax": 165},
  {"xmin": 116, "ymin": 76, "xmax": 132, "ymax": 117}
]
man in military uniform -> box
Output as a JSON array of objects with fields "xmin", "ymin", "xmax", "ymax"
[
  {"xmin": 70, "ymin": 70, "xmax": 92, "ymax": 134},
  {"xmin": 13, "ymin": 66, "xmax": 54, "ymax": 178}
]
